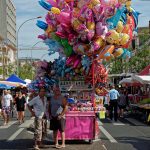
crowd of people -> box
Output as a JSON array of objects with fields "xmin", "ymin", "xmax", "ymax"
[
  {"xmin": 0, "ymin": 84, "xmax": 142, "ymax": 150},
  {"xmin": 0, "ymin": 87, "xmax": 68, "ymax": 150}
]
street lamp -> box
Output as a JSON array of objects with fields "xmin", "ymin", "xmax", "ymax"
[
  {"xmin": 40, "ymin": 53, "xmax": 49, "ymax": 60},
  {"xmin": 30, "ymin": 41, "xmax": 43, "ymax": 63},
  {"xmin": 16, "ymin": 16, "xmax": 42, "ymax": 76},
  {"xmin": 30, "ymin": 41, "xmax": 43, "ymax": 80}
]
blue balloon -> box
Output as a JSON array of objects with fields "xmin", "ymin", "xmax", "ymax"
[
  {"xmin": 107, "ymin": 6, "xmax": 126, "ymax": 29},
  {"xmin": 36, "ymin": 20, "xmax": 48, "ymax": 30},
  {"xmin": 121, "ymin": 49, "xmax": 131, "ymax": 59},
  {"xmin": 38, "ymin": 0, "xmax": 52, "ymax": 11},
  {"xmin": 131, "ymin": 7, "xmax": 140, "ymax": 29},
  {"xmin": 67, "ymin": 98, "xmax": 75, "ymax": 104}
]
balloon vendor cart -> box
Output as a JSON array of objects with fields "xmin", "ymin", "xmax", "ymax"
[
  {"xmin": 59, "ymin": 76, "xmax": 105, "ymax": 142},
  {"xmin": 29, "ymin": 0, "xmax": 139, "ymax": 144}
]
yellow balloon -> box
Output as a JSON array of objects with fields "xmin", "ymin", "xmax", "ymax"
[
  {"xmin": 51, "ymin": 7, "xmax": 61, "ymax": 15},
  {"xmin": 87, "ymin": 22, "xmax": 95, "ymax": 30},
  {"xmin": 106, "ymin": 30, "xmax": 119, "ymax": 45},
  {"xmin": 119, "ymin": 33, "xmax": 130, "ymax": 45},
  {"xmin": 116, "ymin": 21, "xmax": 124, "ymax": 33},
  {"xmin": 113, "ymin": 48, "xmax": 124, "ymax": 57}
]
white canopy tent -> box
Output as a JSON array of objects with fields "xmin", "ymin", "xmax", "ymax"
[
  {"xmin": 24, "ymin": 79, "xmax": 32, "ymax": 85},
  {"xmin": 119, "ymin": 75, "xmax": 150, "ymax": 85},
  {"xmin": 119, "ymin": 77, "xmax": 136, "ymax": 84},
  {"xmin": 132, "ymin": 75, "xmax": 150, "ymax": 84}
]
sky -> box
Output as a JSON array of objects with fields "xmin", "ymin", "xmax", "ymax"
[{"xmin": 12, "ymin": 0, "xmax": 150, "ymax": 61}]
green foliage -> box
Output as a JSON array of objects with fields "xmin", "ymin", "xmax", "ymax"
[
  {"xmin": 18, "ymin": 63, "xmax": 35, "ymax": 80},
  {"xmin": 109, "ymin": 27, "xmax": 150, "ymax": 74}
]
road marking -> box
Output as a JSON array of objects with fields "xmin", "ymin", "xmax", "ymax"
[
  {"xmin": 112, "ymin": 122, "xmax": 125, "ymax": 126},
  {"xmin": 27, "ymin": 130, "xmax": 34, "ymax": 135},
  {"xmin": 99, "ymin": 126, "xmax": 117, "ymax": 143},
  {"xmin": 19, "ymin": 119, "xmax": 34, "ymax": 128},
  {"xmin": 98, "ymin": 120, "xmax": 103, "ymax": 126},
  {"xmin": 102, "ymin": 144, "xmax": 108, "ymax": 150},
  {"xmin": 0, "ymin": 121, "xmax": 17, "ymax": 129},
  {"xmin": 8, "ymin": 128, "xmax": 24, "ymax": 141},
  {"xmin": 6, "ymin": 118, "xmax": 34, "ymax": 141}
]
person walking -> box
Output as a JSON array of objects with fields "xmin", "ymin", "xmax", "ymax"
[
  {"xmin": 118, "ymin": 90, "xmax": 129, "ymax": 118},
  {"xmin": 27, "ymin": 88, "xmax": 47, "ymax": 150},
  {"xmin": 14, "ymin": 91, "xmax": 26, "ymax": 124},
  {"xmin": 48, "ymin": 85, "xmax": 68, "ymax": 149},
  {"xmin": 108, "ymin": 85, "xmax": 120, "ymax": 122},
  {"xmin": 1, "ymin": 90, "xmax": 13, "ymax": 126}
]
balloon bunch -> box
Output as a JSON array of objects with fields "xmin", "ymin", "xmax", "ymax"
[
  {"xmin": 37, "ymin": 0, "xmax": 139, "ymax": 59},
  {"xmin": 33, "ymin": 0, "xmax": 139, "ymax": 88},
  {"xmin": 28, "ymin": 60, "xmax": 58, "ymax": 92}
]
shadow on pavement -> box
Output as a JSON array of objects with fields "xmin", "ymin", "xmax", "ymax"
[
  {"xmin": 117, "ymin": 136, "xmax": 150, "ymax": 150},
  {"xmin": 0, "ymin": 138, "xmax": 105, "ymax": 150}
]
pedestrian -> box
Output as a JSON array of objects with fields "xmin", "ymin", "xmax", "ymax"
[
  {"xmin": 13, "ymin": 92, "xmax": 19, "ymax": 119},
  {"xmin": 14, "ymin": 91, "xmax": 26, "ymax": 124},
  {"xmin": 27, "ymin": 88, "xmax": 47, "ymax": 150},
  {"xmin": 48, "ymin": 85, "xmax": 68, "ymax": 149},
  {"xmin": 1, "ymin": 90, "xmax": 13, "ymax": 126},
  {"xmin": 108, "ymin": 85, "xmax": 120, "ymax": 122},
  {"xmin": 103, "ymin": 93, "xmax": 110, "ymax": 117}
]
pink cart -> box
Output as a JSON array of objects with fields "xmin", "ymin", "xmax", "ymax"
[{"xmin": 59, "ymin": 111, "xmax": 97, "ymax": 143}]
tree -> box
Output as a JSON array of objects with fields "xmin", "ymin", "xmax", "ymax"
[{"xmin": 18, "ymin": 63, "xmax": 35, "ymax": 80}]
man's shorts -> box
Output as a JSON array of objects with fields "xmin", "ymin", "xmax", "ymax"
[
  {"xmin": 50, "ymin": 117, "xmax": 66, "ymax": 132},
  {"xmin": 2, "ymin": 106, "xmax": 11, "ymax": 115},
  {"xmin": 34, "ymin": 117, "xmax": 47, "ymax": 142}
]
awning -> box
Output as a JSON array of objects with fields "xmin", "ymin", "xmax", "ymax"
[
  {"xmin": 132, "ymin": 75, "xmax": 150, "ymax": 84},
  {"xmin": 6, "ymin": 74, "xmax": 26, "ymax": 84},
  {"xmin": 119, "ymin": 77, "xmax": 141, "ymax": 86},
  {"xmin": 0, "ymin": 83, "xmax": 14, "ymax": 89},
  {"xmin": 139, "ymin": 65, "xmax": 150, "ymax": 76},
  {"xmin": 0, "ymin": 81, "xmax": 22, "ymax": 87}
]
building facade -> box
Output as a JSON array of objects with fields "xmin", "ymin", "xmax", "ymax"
[{"xmin": 0, "ymin": 0, "xmax": 16, "ymax": 79}]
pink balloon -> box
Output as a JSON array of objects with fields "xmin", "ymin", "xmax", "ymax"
[
  {"xmin": 47, "ymin": 0, "xmax": 57, "ymax": 7},
  {"xmin": 96, "ymin": 22, "xmax": 108, "ymax": 38},
  {"xmin": 100, "ymin": 0, "xmax": 118, "ymax": 6},
  {"xmin": 73, "ymin": 58, "xmax": 81, "ymax": 68},
  {"xmin": 38, "ymin": 34, "xmax": 47, "ymax": 40},
  {"xmin": 56, "ymin": 12, "xmax": 71, "ymax": 25}
]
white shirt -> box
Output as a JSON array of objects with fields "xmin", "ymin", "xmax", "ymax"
[
  {"xmin": 2, "ymin": 94, "xmax": 13, "ymax": 107},
  {"xmin": 104, "ymin": 94, "xmax": 109, "ymax": 105},
  {"xmin": 28, "ymin": 95, "xmax": 47, "ymax": 118}
]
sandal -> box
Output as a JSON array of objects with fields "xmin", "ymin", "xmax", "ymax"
[
  {"xmin": 34, "ymin": 145, "xmax": 40, "ymax": 150},
  {"xmin": 61, "ymin": 145, "xmax": 65, "ymax": 148},
  {"xmin": 55, "ymin": 144, "xmax": 62, "ymax": 149}
]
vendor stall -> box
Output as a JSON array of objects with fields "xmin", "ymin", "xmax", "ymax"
[
  {"xmin": 58, "ymin": 79, "xmax": 103, "ymax": 142},
  {"xmin": 28, "ymin": 0, "xmax": 140, "ymax": 143}
]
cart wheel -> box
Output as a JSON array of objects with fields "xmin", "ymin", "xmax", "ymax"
[{"xmin": 89, "ymin": 140, "xmax": 93, "ymax": 144}]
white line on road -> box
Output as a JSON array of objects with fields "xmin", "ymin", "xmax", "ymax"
[
  {"xmin": 112, "ymin": 122, "xmax": 125, "ymax": 126},
  {"xmin": 19, "ymin": 119, "xmax": 34, "ymax": 128},
  {"xmin": 99, "ymin": 126, "xmax": 117, "ymax": 143},
  {"xmin": 6, "ymin": 118, "xmax": 34, "ymax": 141},
  {"xmin": 102, "ymin": 144, "xmax": 108, "ymax": 150},
  {"xmin": 8, "ymin": 128, "xmax": 24, "ymax": 141},
  {"xmin": 98, "ymin": 120, "xmax": 103, "ymax": 126},
  {"xmin": 0, "ymin": 121, "xmax": 17, "ymax": 129}
]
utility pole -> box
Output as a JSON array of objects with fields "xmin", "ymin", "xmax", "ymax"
[{"xmin": 149, "ymin": 20, "xmax": 150, "ymax": 34}]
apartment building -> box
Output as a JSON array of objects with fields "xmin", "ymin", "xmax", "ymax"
[{"xmin": 0, "ymin": 0, "xmax": 16, "ymax": 79}]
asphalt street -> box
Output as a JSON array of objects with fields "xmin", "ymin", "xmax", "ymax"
[{"xmin": 0, "ymin": 111, "xmax": 150, "ymax": 150}]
